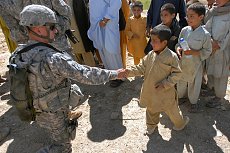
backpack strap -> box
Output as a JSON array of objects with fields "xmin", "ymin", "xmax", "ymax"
[{"xmin": 16, "ymin": 42, "xmax": 63, "ymax": 54}]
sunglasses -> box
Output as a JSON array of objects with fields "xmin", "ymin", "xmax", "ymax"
[{"xmin": 44, "ymin": 24, "xmax": 56, "ymax": 31}]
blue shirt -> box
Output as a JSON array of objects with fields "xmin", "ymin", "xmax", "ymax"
[{"xmin": 147, "ymin": 0, "xmax": 187, "ymax": 28}]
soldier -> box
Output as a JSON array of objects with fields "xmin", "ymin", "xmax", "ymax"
[
  {"xmin": 11, "ymin": 5, "xmax": 126, "ymax": 152},
  {"xmin": 0, "ymin": 0, "xmax": 82, "ymax": 119}
]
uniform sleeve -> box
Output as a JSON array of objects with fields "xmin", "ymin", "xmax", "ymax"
[
  {"xmin": 200, "ymin": 32, "xmax": 212, "ymax": 61},
  {"xmin": 125, "ymin": 18, "xmax": 133, "ymax": 39},
  {"xmin": 161, "ymin": 54, "xmax": 182, "ymax": 90},
  {"xmin": 127, "ymin": 55, "xmax": 148, "ymax": 77},
  {"xmin": 47, "ymin": 53, "xmax": 118, "ymax": 85},
  {"xmin": 104, "ymin": 0, "xmax": 122, "ymax": 20}
]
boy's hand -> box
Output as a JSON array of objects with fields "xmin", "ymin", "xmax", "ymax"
[
  {"xmin": 99, "ymin": 18, "xmax": 110, "ymax": 28},
  {"xmin": 176, "ymin": 47, "xmax": 183, "ymax": 59},
  {"xmin": 212, "ymin": 40, "xmax": 220, "ymax": 53},
  {"xmin": 116, "ymin": 69, "xmax": 129, "ymax": 79},
  {"xmin": 155, "ymin": 82, "xmax": 164, "ymax": 90},
  {"xmin": 99, "ymin": 20, "xmax": 106, "ymax": 27}
]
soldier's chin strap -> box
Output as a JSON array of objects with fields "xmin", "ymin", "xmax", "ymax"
[{"xmin": 28, "ymin": 27, "xmax": 54, "ymax": 43}]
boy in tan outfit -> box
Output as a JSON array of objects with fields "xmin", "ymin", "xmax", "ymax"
[{"xmin": 125, "ymin": 25, "xmax": 189, "ymax": 135}]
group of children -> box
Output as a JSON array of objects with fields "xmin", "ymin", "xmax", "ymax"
[{"xmin": 124, "ymin": 0, "xmax": 230, "ymax": 135}]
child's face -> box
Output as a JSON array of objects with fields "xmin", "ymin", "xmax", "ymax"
[
  {"xmin": 160, "ymin": 10, "xmax": 175, "ymax": 26},
  {"xmin": 132, "ymin": 6, "xmax": 142, "ymax": 18},
  {"xmin": 151, "ymin": 35, "xmax": 167, "ymax": 53},
  {"xmin": 216, "ymin": 0, "xmax": 229, "ymax": 7},
  {"xmin": 186, "ymin": 9, "xmax": 204, "ymax": 29}
]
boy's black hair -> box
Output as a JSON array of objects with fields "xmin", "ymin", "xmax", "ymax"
[
  {"xmin": 150, "ymin": 25, "xmax": 171, "ymax": 42},
  {"xmin": 188, "ymin": 2, "xmax": 206, "ymax": 16},
  {"xmin": 131, "ymin": 1, "xmax": 143, "ymax": 10},
  {"xmin": 161, "ymin": 3, "xmax": 176, "ymax": 15}
]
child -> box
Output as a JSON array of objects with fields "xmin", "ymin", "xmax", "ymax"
[
  {"xmin": 205, "ymin": 0, "xmax": 230, "ymax": 107},
  {"xmin": 125, "ymin": 1, "xmax": 147, "ymax": 65},
  {"xmin": 176, "ymin": 3, "xmax": 212, "ymax": 112},
  {"xmin": 144, "ymin": 0, "xmax": 187, "ymax": 54},
  {"xmin": 160, "ymin": 3, "xmax": 181, "ymax": 53},
  {"xmin": 126, "ymin": 25, "xmax": 189, "ymax": 135}
]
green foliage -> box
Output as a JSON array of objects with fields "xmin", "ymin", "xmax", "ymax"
[{"xmin": 139, "ymin": 0, "xmax": 150, "ymax": 10}]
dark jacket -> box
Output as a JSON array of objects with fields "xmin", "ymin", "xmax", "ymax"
[
  {"xmin": 166, "ymin": 19, "xmax": 181, "ymax": 52},
  {"xmin": 147, "ymin": 0, "xmax": 187, "ymax": 28}
]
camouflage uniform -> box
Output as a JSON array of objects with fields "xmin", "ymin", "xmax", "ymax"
[
  {"xmin": 10, "ymin": 5, "xmax": 118, "ymax": 153},
  {"xmin": 0, "ymin": 0, "xmax": 72, "ymax": 52}
]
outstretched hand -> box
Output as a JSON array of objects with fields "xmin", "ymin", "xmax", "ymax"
[{"xmin": 116, "ymin": 69, "xmax": 129, "ymax": 79}]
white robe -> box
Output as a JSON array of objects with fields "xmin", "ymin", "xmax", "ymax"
[
  {"xmin": 205, "ymin": 13, "xmax": 230, "ymax": 78},
  {"xmin": 205, "ymin": 12, "xmax": 230, "ymax": 98},
  {"xmin": 177, "ymin": 26, "xmax": 212, "ymax": 104},
  {"xmin": 88, "ymin": 0, "xmax": 123, "ymax": 70}
]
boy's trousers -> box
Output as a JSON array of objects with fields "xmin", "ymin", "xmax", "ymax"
[
  {"xmin": 146, "ymin": 102, "xmax": 186, "ymax": 130},
  {"xmin": 207, "ymin": 75, "xmax": 228, "ymax": 98},
  {"xmin": 177, "ymin": 66, "xmax": 203, "ymax": 104}
]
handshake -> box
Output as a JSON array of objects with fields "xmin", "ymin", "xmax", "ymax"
[{"xmin": 116, "ymin": 69, "xmax": 129, "ymax": 79}]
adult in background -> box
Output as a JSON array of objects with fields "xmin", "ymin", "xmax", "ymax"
[
  {"xmin": 145, "ymin": 0, "xmax": 187, "ymax": 54},
  {"xmin": 0, "ymin": 0, "xmax": 72, "ymax": 53},
  {"xmin": 88, "ymin": 0, "xmax": 124, "ymax": 87},
  {"xmin": 67, "ymin": 0, "xmax": 96, "ymax": 66}
]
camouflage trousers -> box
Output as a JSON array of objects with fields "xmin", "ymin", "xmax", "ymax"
[{"xmin": 36, "ymin": 110, "xmax": 77, "ymax": 153}]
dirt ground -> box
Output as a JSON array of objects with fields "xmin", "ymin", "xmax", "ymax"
[{"xmin": 0, "ymin": 28, "xmax": 230, "ymax": 153}]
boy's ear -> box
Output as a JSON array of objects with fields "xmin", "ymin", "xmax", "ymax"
[
  {"xmin": 199, "ymin": 15, "xmax": 205, "ymax": 20},
  {"xmin": 163, "ymin": 40, "xmax": 168, "ymax": 46},
  {"xmin": 172, "ymin": 13, "xmax": 176, "ymax": 18}
]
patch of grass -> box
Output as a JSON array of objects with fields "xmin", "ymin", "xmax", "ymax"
[{"xmin": 139, "ymin": 0, "xmax": 150, "ymax": 10}]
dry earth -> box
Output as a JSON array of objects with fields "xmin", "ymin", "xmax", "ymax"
[{"xmin": 0, "ymin": 28, "xmax": 230, "ymax": 153}]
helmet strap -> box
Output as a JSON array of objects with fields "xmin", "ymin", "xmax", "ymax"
[{"xmin": 28, "ymin": 26, "xmax": 54, "ymax": 43}]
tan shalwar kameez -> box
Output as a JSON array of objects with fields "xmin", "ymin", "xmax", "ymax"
[
  {"xmin": 127, "ymin": 48, "xmax": 186, "ymax": 129},
  {"xmin": 120, "ymin": 0, "xmax": 130, "ymax": 68}
]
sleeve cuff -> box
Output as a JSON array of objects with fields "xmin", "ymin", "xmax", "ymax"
[{"xmin": 109, "ymin": 70, "xmax": 118, "ymax": 80}]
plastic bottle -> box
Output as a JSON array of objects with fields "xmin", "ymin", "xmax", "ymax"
[{"xmin": 179, "ymin": 38, "xmax": 192, "ymax": 58}]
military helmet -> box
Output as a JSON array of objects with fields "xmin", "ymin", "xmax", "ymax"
[{"xmin": 20, "ymin": 4, "xmax": 57, "ymax": 27}]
